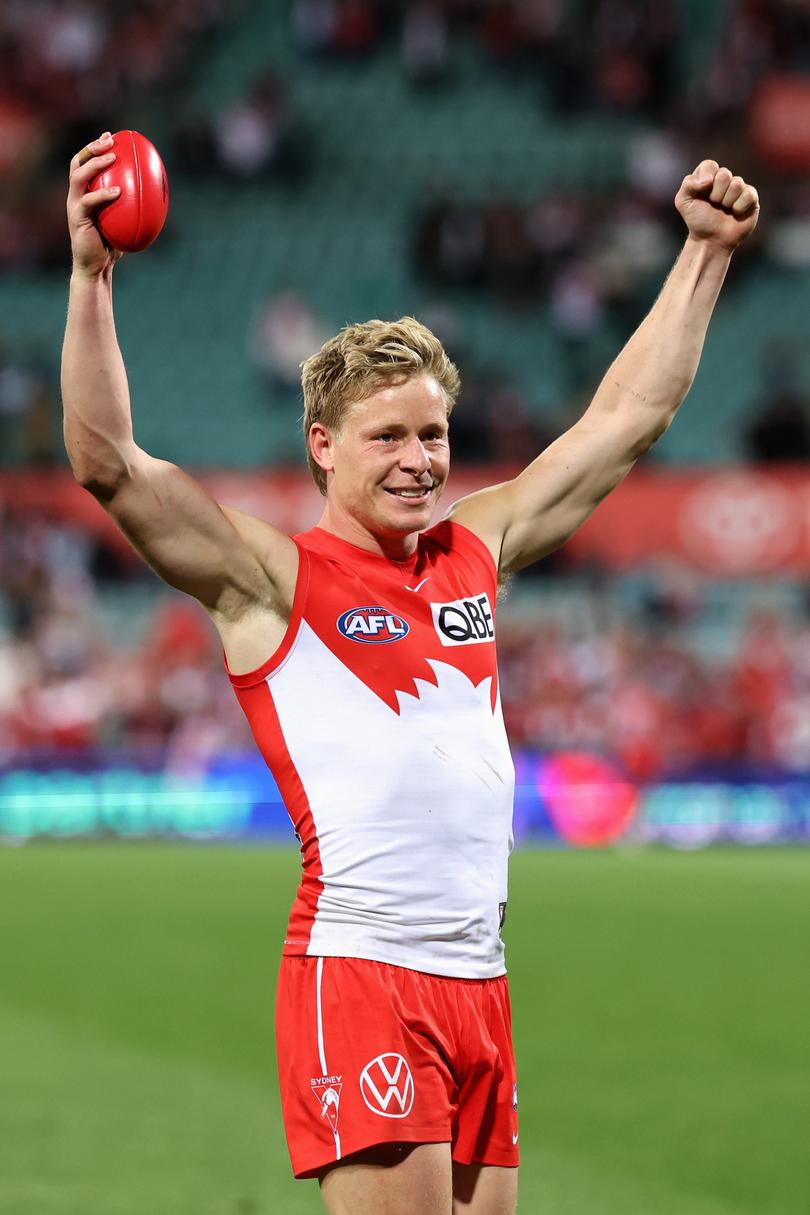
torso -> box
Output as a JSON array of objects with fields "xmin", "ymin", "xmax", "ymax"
[{"xmin": 226, "ymin": 520, "xmax": 515, "ymax": 979}]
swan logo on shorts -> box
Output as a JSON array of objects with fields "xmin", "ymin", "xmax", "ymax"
[
  {"xmin": 310, "ymin": 1074, "xmax": 343, "ymax": 1134},
  {"xmin": 359, "ymin": 1052, "xmax": 415, "ymax": 1118},
  {"xmin": 337, "ymin": 606, "xmax": 410, "ymax": 644}
]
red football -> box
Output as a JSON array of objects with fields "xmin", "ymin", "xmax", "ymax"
[{"xmin": 90, "ymin": 130, "xmax": 169, "ymax": 253}]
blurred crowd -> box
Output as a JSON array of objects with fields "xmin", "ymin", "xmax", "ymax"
[
  {"xmin": 5, "ymin": 0, "xmax": 810, "ymax": 270},
  {"xmin": 4, "ymin": 1, "xmax": 810, "ymax": 469},
  {"xmin": 0, "ymin": 508, "xmax": 249, "ymax": 766},
  {"xmin": 292, "ymin": 0, "xmax": 681, "ymax": 108},
  {"xmin": 4, "ymin": 507, "xmax": 810, "ymax": 778},
  {"xmin": 290, "ymin": 0, "xmax": 810, "ymax": 138},
  {"xmin": 413, "ymin": 183, "xmax": 685, "ymax": 397},
  {"xmin": 0, "ymin": 0, "xmax": 249, "ymax": 269},
  {"xmin": 500, "ymin": 597, "xmax": 810, "ymax": 779},
  {"xmin": 407, "ymin": 0, "xmax": 810, "ymax": 376}
]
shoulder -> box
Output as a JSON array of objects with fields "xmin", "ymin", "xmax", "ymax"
[{"xmin": 422, "ymin": 518, "xmax": 497, "ymax": 575}]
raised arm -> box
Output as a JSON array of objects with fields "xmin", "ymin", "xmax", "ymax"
[
  {"xmin": 61, "ymin": 133, "xmax": 297, "ymax": 662},
  {"xmin": 450, "ymin": 160, "xmax": 760, "ymax": 574}
]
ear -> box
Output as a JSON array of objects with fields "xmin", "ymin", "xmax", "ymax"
[{"xmin": 308, "ymin": 422, "xmax": 335, "ymax": 478}]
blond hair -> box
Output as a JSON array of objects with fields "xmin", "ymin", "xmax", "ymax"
[{"xmin": 301, "ymin": 316, "xmax": 460, "ymax": 494}]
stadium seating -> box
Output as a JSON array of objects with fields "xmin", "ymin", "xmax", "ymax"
[{"xmin": 1, "ymin": 0, "xmax": 808, "ymax": 467}]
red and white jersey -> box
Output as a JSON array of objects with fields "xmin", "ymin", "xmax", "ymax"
[{"xmin": 228, "ymin": 521, "xmax": 515, "ymax": 979}]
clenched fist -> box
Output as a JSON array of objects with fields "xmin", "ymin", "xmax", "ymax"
[{"xmin": 675, "ymin": 161, "xmax": 760, "ymax": 251}]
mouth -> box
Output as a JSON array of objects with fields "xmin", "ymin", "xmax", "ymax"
[{"xmin": 383, "ymin": 484, "xmax": 435, "ymax": 504}]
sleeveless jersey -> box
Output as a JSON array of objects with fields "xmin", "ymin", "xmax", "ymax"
[{"xmin": 227, "ymin": 520, "xmax": 515, "ymax": 979}]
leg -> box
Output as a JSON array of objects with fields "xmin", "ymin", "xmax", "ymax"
[
  {"xmin": 319, "ymin": 1142, "xmax": 453, "ymax": 1215},
  {"xmin": 452, "ymin": 1162, "xmax": 518, "ymax": 1215}
]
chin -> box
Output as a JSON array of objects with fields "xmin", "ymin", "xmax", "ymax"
[
  {"xmin": 380, "ymin": 488, "xmax": 441, "ymax": 526},
  {"xmin": 377, "ymin": 505, "xmax": 434, "ymax": 536}
]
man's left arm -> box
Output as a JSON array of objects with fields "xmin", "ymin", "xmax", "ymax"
[{"xmin": 449, "ymin": 160, "xmax": 760, "ymax": 574}]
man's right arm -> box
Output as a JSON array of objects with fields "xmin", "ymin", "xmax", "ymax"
[{"xmin": 62, "ymin": 134, "xmax": 297, "ymax": 641}]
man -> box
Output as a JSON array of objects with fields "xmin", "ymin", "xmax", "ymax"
[{"xmin": 62, "ymin": 133, "xmax": 759, "ymax": 1215}]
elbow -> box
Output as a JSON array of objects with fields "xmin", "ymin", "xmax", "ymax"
[
  {"xmin": 68, "ymin": 447, "xmax": 134, "ymax": 502},
  {"xmin": 632, "ymin": 414, "xmax": 672, "ymax": 459},
  {"xmin": 73, "ymin": 472, "xmax": 124, "ymax": 503},
  {"xmin": 623, "ymin": 413, "xmax": 672, "ymax": 464},
  {"xmin": 633, "ymin": 388, "xmax": 690, "ymax": 458}
]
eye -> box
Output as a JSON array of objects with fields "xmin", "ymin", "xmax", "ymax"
[{"xmin": 376, "ymin": 432, "xmax": 395, "ymax": 443}]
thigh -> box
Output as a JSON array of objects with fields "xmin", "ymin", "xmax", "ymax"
[
  {"xmin": 453, "ymin": 976, "xmax": 519, "ymax": 1171},
  {"xmin": 320, "ymin": 1142, "xmax": 453, "ymax": 1215},
  {"xmin": 452, "ymin": 1162, "xmax": 518, "ymax": 1215}
]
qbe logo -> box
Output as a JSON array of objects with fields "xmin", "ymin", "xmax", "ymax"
[
  {"xmin": 431, "ymin": 592, "xmax": 495, "ymax": 647},
  {"xmin": 359, "ymin": 1052, "xmax": 415, "ymax": 1118},
  {"xmin": 337, "ymin": 605, "xmax": 410, "ymax": 644}
]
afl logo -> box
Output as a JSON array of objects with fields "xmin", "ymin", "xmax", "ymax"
[{"xmin": 337, "ymin": 605, "xmax": 410, "ymax": 644}]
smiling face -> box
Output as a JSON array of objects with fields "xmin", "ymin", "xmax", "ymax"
[{"xmin": 309, "ymin": 374, "xmax": 451, "ymax": 556}]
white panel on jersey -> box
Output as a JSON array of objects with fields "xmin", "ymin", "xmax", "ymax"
[{"xmin": 269, "ymin": 621, "xmax": 515, "ymax": 979}]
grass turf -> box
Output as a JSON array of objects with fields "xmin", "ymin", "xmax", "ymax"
[{"xmin": 0, "ymin": 844, "xmax": 807, "ymax": 1214}]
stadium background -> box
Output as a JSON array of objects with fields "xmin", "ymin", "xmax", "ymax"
[{"xmin": 1, "ymin": 2, "xmax": 808, "ymax": 1213}]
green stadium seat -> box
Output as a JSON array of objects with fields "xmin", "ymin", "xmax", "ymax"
[{"xmin": 0, "ymin": 0, "xmax": 797, "ymax": 468}]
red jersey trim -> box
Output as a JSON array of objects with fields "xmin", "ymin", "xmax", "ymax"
[
  {"xmin": 443, "ymin": 520, "xmax": 499, "ymax": 593},
  {"xmin": 301, "ymin": 518, "xmax": 497, "ymax": 589},
  {"xmin": 225, "ymin": 541, "xmax": 312, "ymax": 689}
]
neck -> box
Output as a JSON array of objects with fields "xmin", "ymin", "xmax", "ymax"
[{"xmin": 316, "ymin": 501, "xmax": 423, "ymax": 561}]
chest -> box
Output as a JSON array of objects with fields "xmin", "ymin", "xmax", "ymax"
[{"xmin": 302, "ymin": 553, "xmax": 499, "ymax": 710}]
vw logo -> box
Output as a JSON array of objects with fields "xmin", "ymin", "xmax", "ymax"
[{"xmin": 359, "ymin": 1052, "xmax": 415, "ymax": 1118}]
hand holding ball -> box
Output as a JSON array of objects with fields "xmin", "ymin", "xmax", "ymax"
[{"xmin": 89, "ymin": 130, "xmax": 169, "ymax": 253}]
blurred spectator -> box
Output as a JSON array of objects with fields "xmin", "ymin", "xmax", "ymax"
[
  {"xmin": 549, "ymin": 259, "xmax": 604, "ymax": 344},
  {"xmin": 627, "ymin": 128, "xmax": 688, "ymax": 204},
  {"xmin": 251, "ymin": 289, "xmax": 331, "ymax": 393},
  {"xmin": 213, "ymin": 74, "xmax": 302, "ymax": 180},
  {"xmin": 333, "ymin": 0, "xmax": 380, "ymax": 57},
  {"xmin": 0, "ymin": 345, "xmax": 58, "ymax": 467},
  {"xmin": 487, "ymin": 383, "xmax": 551, "ymax": 463},
  {"xmin": 588, "ymin": 0, "xmax": 680, "ymax": 118},
  {"xmin": 402, "ymin": 2, "xmax": 449, "ymax": 88},
  {"xmin": 484, "ymin": 202, "xmax": 536, "ymax": 301},
  {"xmin": 293, "ymin": 0, "xmax": 339, "ymax": 55},
  {"xmin": 295, "ymin": 0, "xmax": 381, "ymax": 58},
  {"xmin": 745, "ymin": 346, "xmax": 810, "ymax": 462},
  {"xmin": 415, "ymin": 200, "xmax": 487, "ymax": 288},
  {"xmin": 746, "ymin": 390, "xmax": 810, "ymax": 462},
  {"xmin": 766, "ymin": 183, "xmax": 810, "ymax": 269},
  {"xmin": 175, "ymin": 72, "xmax": 307, "ymax": 183}
]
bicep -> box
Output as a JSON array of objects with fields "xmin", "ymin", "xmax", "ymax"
[
  {"xmin": 100, "ymin": 451, "xmax": 281, "ymax": 612},
  {"xmin": 451, "ymin": 410, "xmax": 648, "ymax": 574}
]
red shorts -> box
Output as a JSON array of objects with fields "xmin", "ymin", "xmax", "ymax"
[{"xmin": 275, "ymin": 955, "xmax": 519, "ymax": 1179}]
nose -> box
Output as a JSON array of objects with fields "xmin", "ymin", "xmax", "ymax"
[{"xmin": 399, "ymin": 437, "xmax": 430, "ymax": 476}]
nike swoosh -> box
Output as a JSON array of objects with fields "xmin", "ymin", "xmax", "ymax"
[
  {"xmin": 512, "ymin": 1133, "xmax": 519, "ymax": 1145},
  {"xmin": 405, "ymin": 577, "xmax": 430, "ymax": 592}
]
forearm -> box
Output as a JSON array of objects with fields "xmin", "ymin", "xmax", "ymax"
[
  {"xmin": 587, "ymin": 236, "xmax": 732, "ymax": 447},
  {"xmin": 61, "ymin": 268, "xmax": 139, "ymax": 495}
]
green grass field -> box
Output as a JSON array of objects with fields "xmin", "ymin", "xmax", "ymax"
[{"xmin": 1, "ymin": 845, "xmax": 808, "ymax": 1215}]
